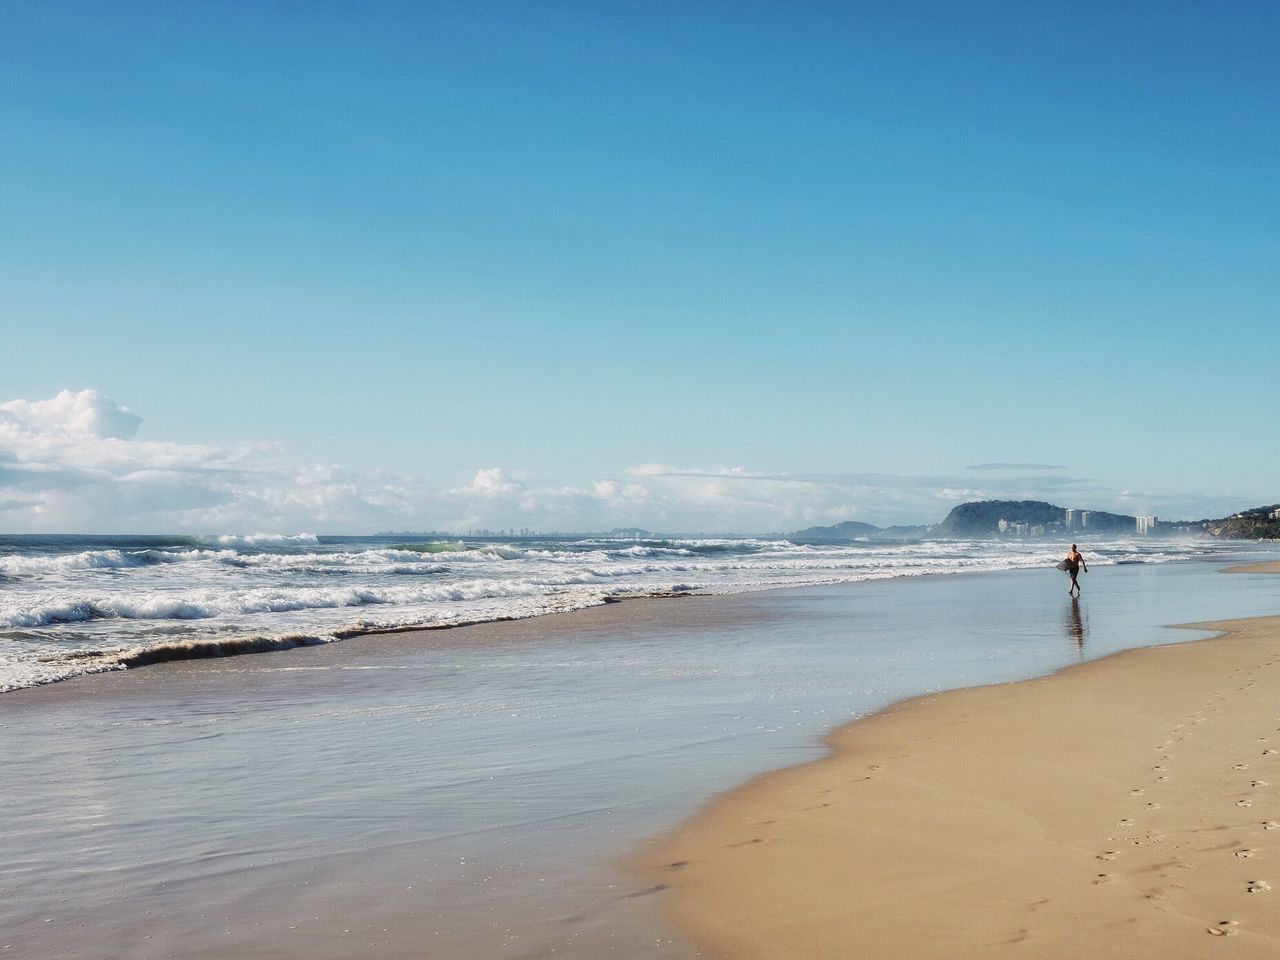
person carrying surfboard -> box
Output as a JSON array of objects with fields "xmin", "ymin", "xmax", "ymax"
[{"xmin": 1063, "ymin": 544, "xmax": 1087, "ymax": 597}]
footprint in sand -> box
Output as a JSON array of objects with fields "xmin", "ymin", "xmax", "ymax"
[
  {"xmin": 1236, "ymin": 799, "xmax": 1254, "ymax": 808},
  {"xmin": 1264, "ymin": 821, "xmax": 1280, "ymax": 831},
  {"xmin": 1207, "ymin": 920, "xmax": 1239, "ymax": 936},
  {"xmin": 1117, "ymin": 818, "xmax": 1135, "ymax": 827},
  {"xmin": 1247, "ymin": 880, "xmax": 1271, "ymax": 894},
  {"xmin": 1235, "ymin": 849, "xmax": 1255, "ymax": 859},
  {"xmin": 1094, "ymin": 873, "xmax": 1113, "ymax": 885},
  {"xmin": 624, "ymin": 883, "xmax": 670, "ymax": 898},
  {"xmin": 1097, "ymin": 851, "xmax": 1119, "ymax": 861},
  {"xmin": 1264, "ymin": 749, "xmax": 1278, "ymax": 756},
  {"xmin": 1156, "ymin": 776, "xmax": 1169, "ymax": 782},
  {"xmin": 1252, "ymin": 780, "xmax": 1269, "ymax": 788},
  {"xmin": 1234, "ymin": 764, "xmax": 1250, "ymax": 770},
  {"xmin": 1129, "ymin": 789, "xmax": 1145, "ymax": 797}
]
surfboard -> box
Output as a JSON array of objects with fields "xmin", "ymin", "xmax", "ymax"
[{"xmin": 1056, "ymin": 559, "xmax": 1070, "ymax": 571}]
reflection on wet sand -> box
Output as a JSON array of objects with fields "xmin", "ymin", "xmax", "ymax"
[{"xmin": 1067, "ymin": 597, "xmax": 1085, "ymax": 652}]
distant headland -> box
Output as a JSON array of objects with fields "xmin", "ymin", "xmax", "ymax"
[{"xmin": 788, "ymin": 499, "xmax": 1280, "ymax": 543}]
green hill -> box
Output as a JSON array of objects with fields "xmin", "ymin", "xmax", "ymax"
[
  {"xmin": 789, "ymin": 520, "xmax": 882, "ymax": 542},
  {"xmin": 932, "ymin": 500, "xmax": 1065, "ymax": 537},
  {"xmin": 1203, "ymin": 504, "xmax": 1280, "ymax": 539},
  {"xmin": 789, "ymin": 499, "xmax": 1280, "ymax": 543},
  {"xmin": 787, "ymin": 521, "xmax": 929, "ymax": 542},
  {"xmin": 931, "ymin": 500, "xmax": 1144, "ymax": 537}
]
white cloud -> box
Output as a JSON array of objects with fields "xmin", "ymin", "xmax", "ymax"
[
  {"xmin": 0, "ymin": 389, "xmax": 142, "ymax": 440},
  {"xmin": 0, "ymin": 390, "xmax": 1251, "ymax": 535},
  {"xmin": 461, "ymin": 467, "xmax": 524, "ymax": 496},
  {"xmin": 0, "ymin": 390, "xmax": 400, "ymax": 533},
  {"xmin": 935, "ymin": 487, "xmax": 984, "ymax": 501}
]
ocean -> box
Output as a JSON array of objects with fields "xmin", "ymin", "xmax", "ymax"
[
  {"xmin": 4, "ymin": 542, "xmax": 1280, "ymax": 958},
  {"xmin": 0, "ymin": 532, "xmax": 1253, "ymax": 692}
]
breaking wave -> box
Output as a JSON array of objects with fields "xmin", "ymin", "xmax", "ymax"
[
  {"xmin": 212, "ymin": 533, "xmax": 320, "ymax": 547},
  {"xmin": 0, "ymin": 548, "xmax": 233, "ymax": 576},
  {"xmin": 0, "ymin": 532, "xmax": 1256, "ymax": 692}
]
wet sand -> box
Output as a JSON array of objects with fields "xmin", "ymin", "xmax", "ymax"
[
  {"xmin": 1224, "ymin": 561, "xmax": 1280, "ymax": 574},
  {"xmin": 641, "ymin": 566, "xmax": 1280, "ymax": 957},
  {"xmin": 0, "ymin": 596, "xmax": 720, "ymax": 960}
]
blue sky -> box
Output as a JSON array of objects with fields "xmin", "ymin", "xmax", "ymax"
[{"xmin": 2, "ymin": 2, "xmax": 1277, "ymax": 533}]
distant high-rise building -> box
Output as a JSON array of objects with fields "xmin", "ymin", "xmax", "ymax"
[
  {"xmin": 1064, "ymin": 508, "xmax": 1076, "ymax": 529},
  {"xmin": 998, "ymin": 518, "xmax": 1009, "ymax": 533},
  {"xmin": 1136, "ymin": 515, "xmax": 1157, "ymax": 535},
  {"xmin": 1079, "ymin": 511, "xmax": 1090, "ymax": 528}
]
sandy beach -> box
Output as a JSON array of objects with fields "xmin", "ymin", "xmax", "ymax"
[{"xmin": 642, "ymin": 563, "xmax": 1280, "ymax": 957}]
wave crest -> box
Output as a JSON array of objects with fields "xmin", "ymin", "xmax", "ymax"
[{"xmin": 212, "ymin": 533, "xmax": 319, "ymax": 546}]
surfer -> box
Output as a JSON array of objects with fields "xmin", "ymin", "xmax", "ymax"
[{"xmin": 1064, "ymin": 544, "xmax": 1087, "ymax": 597}]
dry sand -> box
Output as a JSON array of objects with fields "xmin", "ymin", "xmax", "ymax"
[{"xmin": 641, "ymin": 567, "xmax": 1280, "ymax": 958}]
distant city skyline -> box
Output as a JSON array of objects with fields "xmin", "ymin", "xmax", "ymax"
[{"xmin": 3, "ymin": 3, "xmax": 1277, "ymax": 533}]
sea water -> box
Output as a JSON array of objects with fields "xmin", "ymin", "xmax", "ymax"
[
  {"xmin": 3, "ymin": 549, "xmax": 1279, "ymax": 959},
  {"xmin": 0, "ymin": 532, "xmax": 1255, "ymax": 691}
]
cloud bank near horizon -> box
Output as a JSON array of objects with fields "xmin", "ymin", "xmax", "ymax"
[
  {"xmin": 967, "ymin": 462, "xmax": 1065, "ymax": 472},
  {"xmin": 0, "ymin": 390, "xmax": 1245, "ymax": 534}
]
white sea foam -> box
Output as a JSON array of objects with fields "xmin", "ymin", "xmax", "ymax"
[
  {"xmin": 0, "ymin": 548, "xmax": 234, "ymax": 576},
  {"xmin": 0, "ymin": 533, "xmax": 1259, "ymax": 692},
  {"xmin": 213, "ymin": 533, "xmax": 319, "ymax": 546},
  {"xmin": 0, "ymin": 579, "xmax": 581, "ymax": 628}
]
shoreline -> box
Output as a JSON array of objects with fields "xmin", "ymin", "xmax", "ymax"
[
  {"xmin": 7, "ymin": 542, "xmax": 1267, "ymax": 696},
  {"xmin": 1, "ymin": 563, "xmax": 1038, "ymax": 696},
  {"xmin": 0, "ymin": 590, "xmax": 719, "ymax": 704},
  {"xmin": 638, "ymin": 562, "xmax": 1280, "ymax": 957},
  {"xmin": 0, "ymin": 589, "xmax": 700, "ymax": 695},
  {"xmin": 4, "ymin": 548, "xmax": 1243, "ymax": 696}
]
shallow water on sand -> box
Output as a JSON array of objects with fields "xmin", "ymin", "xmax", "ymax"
[{"xmin": 3, "ymin": 554, "xmax": 1279, "ymax": 959}]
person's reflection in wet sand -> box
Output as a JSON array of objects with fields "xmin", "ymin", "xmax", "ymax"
[{"xmin": 1067, "ymin": 597, "xmax": 1085, "ymax": 653}]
